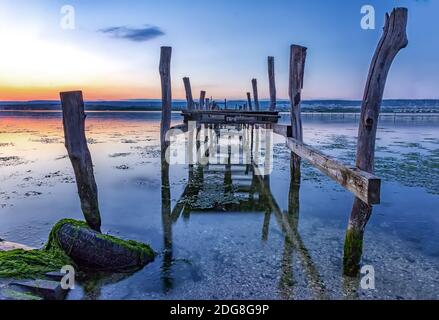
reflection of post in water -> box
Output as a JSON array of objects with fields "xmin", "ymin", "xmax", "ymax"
[
  {"xmin": 161, "ymin": 143, "xmax": 173, "ymax": 291},
  {"xmin": 254, "ymin": 169, "xmax": 327, "ymax": 300},
  {"xmin": 279, "ymin": 153, "xmax": 301, "ymax": 298}
]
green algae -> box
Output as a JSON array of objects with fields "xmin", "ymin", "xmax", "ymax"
[
  {"xmin": 0, "ymin": 219, "xmax": 79, "ymax": 279},
  {"xmin": 343, "ymin": 229, "xmax": 364, "ymax": 277},
  {"xmin": 0, "ymin": 219, "xmax": 154, "ymax": 279},
  {"xmin": 95, "ymin": 233, "xmax": 155, "ymax": 260},
  {"xmin": 0, "ymin": 248, "xmax": 72, "ymax": 279},
  {"xmin": 1, "ymin": 288, "xmax": 42, "ymax": 300}
]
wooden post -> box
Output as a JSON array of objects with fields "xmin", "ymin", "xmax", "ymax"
[
  {"xmin": 289, "ymin": 45, "xmax": 307, "ymax": 142},
  {"xmin": 160, "ymin": 46, "xmax": 172, "ymax": 148},
  {"xmin": 343, "ymin": 8, "xmax": 408, "ymax": 276},
  {"xmin": 199, "ymin": 90, "xmax": 206, "ymax": 110},
  {"xmin": 268, "ymin": 56, "xmax": 276, "ymax": 111},
  {"xmin": 224, "ymin": 99, "xmax": 227, "ymax": 110},
  {"xmin": 289, "ymin": 45, "xmax": 307, "ymax": 179},
  {"xmin": 252, "ymin": 79, "xmax": 260, "ymax": 111},
  {"xmin": 183, "ymin": 77, "xmax": 194, "ymax": 111},
  {"xmin": 205, "ymin": 98, "xmax": 210, "ymax": 110},
  {"xmin": 60, "ymin": 91, "xmax": 102, "ymax": 232},
  {"xmin": 246, "ymin": 92, "xmax": 252, "ymax": 111}
]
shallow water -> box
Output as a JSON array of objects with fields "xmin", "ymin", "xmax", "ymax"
[{"xmin": 0, "ymin": 111, "xmax": 438, "ymax": 300}]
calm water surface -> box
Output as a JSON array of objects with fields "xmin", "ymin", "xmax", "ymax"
[{"xmin": 0, "ymin": 111, "xmax": 438, "ymax": 300}]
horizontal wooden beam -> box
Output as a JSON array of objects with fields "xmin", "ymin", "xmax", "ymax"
[
  {"xmin": 271, "ymin": 124, "xmax": 293, "ymax": 138},
  {"xmin": 286, "ymin": 138, "xmax": 381, "ymax": 205},
  {"xmin": 169, "ymin": 123, "xmax": 188, "ymax": 132}
]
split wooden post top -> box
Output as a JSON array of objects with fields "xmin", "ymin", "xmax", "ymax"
[
  {"xmin": 60, "ymin": 90, "xmax": 102, "ymax": 232},
  {"xmin": 289, "ymin": 45, "xmax": 307, "ymax": 143},
  {"xmin": 356, "ymin": 7, "xmax": 408, "ymax": 173}
]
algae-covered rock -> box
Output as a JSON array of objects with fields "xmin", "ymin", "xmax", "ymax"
[
  {"xmin": 53, "ymin": 219, "xmax": 155, "ymax": 272},
  {"xmin": 0, "ymin": 219, "xmax": 155, "ymax": 279}
]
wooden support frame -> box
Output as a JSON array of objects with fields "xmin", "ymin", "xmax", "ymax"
[{"xmin": 286, "ymin": 138, "xmax": 381, "ymax": 205}]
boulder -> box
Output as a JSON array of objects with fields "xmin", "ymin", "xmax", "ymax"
[{"xmin": 54, "ymin": 220, "xmax": 154, "ymax": 272}]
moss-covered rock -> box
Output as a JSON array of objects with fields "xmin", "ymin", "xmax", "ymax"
[
  {"xmin": 0, "ymin": 219, "xmax": 155, "ymax": 279},
  {"xmin": 54, "ymin": 219, "xmax": 155, "ymax": 272}
]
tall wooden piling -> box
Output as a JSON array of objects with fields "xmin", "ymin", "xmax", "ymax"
[
  {"xmin": 60, "ymin": 91, "xmax": 102, "ymax": 232},
  {"xmin": 246, "ymin": 92, "xmax": 252, "ymax": 111},
  {"xmin": 205, "ymin": 98, "xmax": 210, "ymax": 110},
  {"xmin": 252, "ymin": 79, "xmax": 260, "ymax": 111},
  {"xmin": 183, "ymin": 77, "xmax": 194, "ymax": 111},
  {"xmin": 199, "ymin": 91, "xmax": 206, "ymax": 110},
  {"xmin": 268, "ymin": 56, "xmax": 276, "ymax": 111},
  {"xmin": 289, "ymin": 45, "xmax": 307, "ymax": 176},
  {"xmin": 160, "ymin": 47, "xmax": 172, "ymax": 148},
  {"xmin": 343, "ymin": 8, "xmax": 408, "ymax": 276}
]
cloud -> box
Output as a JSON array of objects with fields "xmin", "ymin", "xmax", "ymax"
[{"xmin": 99, "ymin": 25, "xmax": 165, "ymax": 42}]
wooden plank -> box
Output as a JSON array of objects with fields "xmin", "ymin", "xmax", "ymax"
[
  {"xmin": 271, "ymin": 124, "xmax": 292, "ymax": 138},
  {"xmin": 286, "ymin": 137, "xmax": 381, "ymax": 205},
  {"xmin": 60, "ymin": 91, "xmax": 101, "ymax": 232},
  {"xmin": 0, "ymin": 240, "xmax": 34, "ymax": 251},
  {"xmin": 182, "ymin": 110, "xmax": 279, "ymax": 116},
  {"xmin": 268, "ymin": 56, "xmax": 276, "ymax": 111},
  {"xmin": 169, "ymin": 123, "xmax": 188, "ymax": 133}
]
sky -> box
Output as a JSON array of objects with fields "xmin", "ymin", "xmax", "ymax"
[{"xmin": 0, "ymin": 0, "xmax": 437, "ymax": 101}]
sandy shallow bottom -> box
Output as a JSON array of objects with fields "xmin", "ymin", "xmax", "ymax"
[{"xmin": 0, "ymin": 112, "xmax": 438, "ymax": 300}]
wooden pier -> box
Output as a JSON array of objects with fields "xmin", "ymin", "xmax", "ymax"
[
  {"xmin": 159, "ymin": 8, "xmax": 408, "ymax": 278},
  {"xmin": 49, "ymin": 7, "xmax": 407, "ymax": 289},
  {"xmin": 181, "ymin": 110, "xmax": 280, "ymax": 125}
]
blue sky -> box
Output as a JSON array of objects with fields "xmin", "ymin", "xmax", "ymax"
[{"xmin": 0, "ymin": 0, "xmax": 437, "ymax": 100}]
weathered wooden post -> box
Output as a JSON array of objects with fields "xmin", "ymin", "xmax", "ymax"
[
  {"xmin": 160, "ymin": 46, "xmax": 172, "ymax": 148},
  {"xmin": 60, "ymin": 91, "xmax": 102, "ymax": 232},
  {"xmin": 199, "ymin": 90, "xmax": 206, "ymax": 110},
  {"xmin": 246, "ymin": 92, "xmax": 252, "ymax": 111},
  {"xmin": 183, "ymin": 77, "xmax": 194, "ymax": 111},
  {"xmin": 224, "ymin": 99, "xmax": 227, "ymax": 110},
  {"xmin": 268, "ymin": 56, "xmax": 276, "ymax": 111},
  {"xmin": 343, "ymin": 8, "xmax": 408, "ymax": 276},
  {"xmin": 205, "ymin": 98, "xmax": 210, "ymax": 111},
  {"xmin": 252, "ymin": 79, "xmax": 260, "ymax": 111},
  {"xmin": 289, "ymin": 45, "xmax": 307, "ymax": 176},
  {"xmin": 159, "ymin": 47, "xmax": 173, "ymax": 281}
]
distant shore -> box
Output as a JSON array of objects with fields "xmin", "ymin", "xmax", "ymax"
[{"xmin": 1, "ymin": 99, "xmax": 439, "ymax": 114}]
